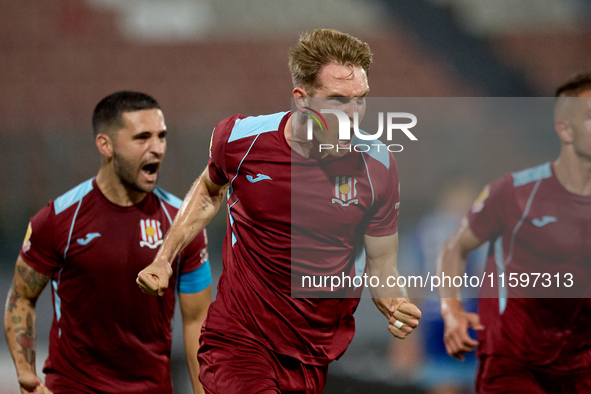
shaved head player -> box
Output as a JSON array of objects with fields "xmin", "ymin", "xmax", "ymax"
[
  {"xmin": 4, "ymin": 91, "xmax": 212, "ymax": 394},
  {"xmin": 138, "ymin": 29, "xmax": 421, "ymax": 393},
  {"xmin": 437, "ymin": 73, "xmax": 591, "ymax": 393}
]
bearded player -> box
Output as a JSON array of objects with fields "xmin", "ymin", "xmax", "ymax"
[
  {"xmin": 438, "ymin": 73, "xmax": 591, "ymax": 393},
  {"xmin": 138, "ymin": 29, "xmax": 421, "ymax": 393},
  {"xmin": 4, "ymin": 91, "xmax": 212, "ymax": 394}
]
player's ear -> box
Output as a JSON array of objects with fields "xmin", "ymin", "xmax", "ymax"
[
  {"xmin": 555, "ymin": 120, "xmax": 574, "ymax": 144},
  {"xmin": 96, "ymin": 133, "xmax": 114, "ymax": 158},
  {"xmin": 293, "ymin": 87, "xmax": 309, "ymax": 113}
]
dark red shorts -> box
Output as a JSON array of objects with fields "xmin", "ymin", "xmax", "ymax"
[
  {"xmin": 477, "ymin": 356, "xmax": 591, "ymax": 393},
  {"xmin": 198, "ymin": 328, "xmax": 328, "ymax": 394},
  {"xmin": 45, "ymin": 372, "xmax": 96, "ymax": 394},
  {"xmin": 45, "ymin": 371, "xmax": 173, "ymax": 394}
]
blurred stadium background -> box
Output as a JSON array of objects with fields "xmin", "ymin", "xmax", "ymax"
[{"xmin": 1, "ymin": 1, "xmax": 591, "ymax": 393}]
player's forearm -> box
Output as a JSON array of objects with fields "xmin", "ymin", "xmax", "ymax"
[
  {"xmin": 182, "ymin": 322, "xmax": 204, "ymax": 394},
  {"xmin": 179, "ymin": 289, "xmax": 210, "ymax": 393},
  {"xmin": 436, "ymin": 217, "xmax": 484, "ymax": 304},
  {"xmin": 365, "ymin": 233, "xmax": 407, "ymax": 299},
  {"xmin": 4, "ymin": 280, "xmax": 38, "ymax": 377},
  {"xmin": 367, "ymin": 255, "xmax": 408, "ymax": 300},
  {"xmin": 155, "ymin": 172, "xmax": 226, "ymax": 266},
  {"xmin": 436, "ymin": 239, "xmax": 469, "ymax": 302},
  {"xmin": 366, "ymin": 242, "xmax": 422, "ymax": 338}
]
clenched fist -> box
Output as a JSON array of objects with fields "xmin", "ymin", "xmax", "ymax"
[{"xmin": 136, "ymin": 262, "xmax": 173, "ymax": 296}]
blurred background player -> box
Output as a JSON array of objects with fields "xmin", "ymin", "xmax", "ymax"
[
  {"xmin": 437, "ymin": 73, "xmax": 591, "ymax": 393},
  {"xmin": 137, "ymin": 29, "xmax": 421, "ymax": 393},
  {"xmin": 392, "ymin": 178, "xmax": 485, "ymax": 394},
  {"xmin": 4, "ymin": 91, "xmax": 212, "ymax": 394}
]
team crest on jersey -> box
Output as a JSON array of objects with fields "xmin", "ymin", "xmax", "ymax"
[
  {"xmin": 139, "ymin": 219, "xmax": 163, "ymax": 249},
  {"xmin": 22, "ymin": 222, "xmax": 32, "ymax": 253},
  {"xmin": 471, "ymin": 185, "xmax": 490, "ymax": 213},
  {"xmin": 333, "ymin": 176, "xmax": 359, "ymax": 206}
]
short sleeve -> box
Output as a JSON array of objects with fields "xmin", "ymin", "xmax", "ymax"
[
  {"xmin": 208, "ymin": 115, "xmax": 241, "ymax": 186},
  {"xmin": 19, "ymin": 204, "xmax": 62, "ymax": 276},
  {"xmin": 178, "ymin": 229, "xmax": 211, "ymax": 294},
  {"xmin": 365, "ymin": 153, "xmax": 400, "ymax": 237},
  {"xmin": 467, "ymin": 174, "xmax": 512, "ymax": 242}
]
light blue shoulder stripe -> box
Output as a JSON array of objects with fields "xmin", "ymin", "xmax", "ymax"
[
  {"xmin": 353, "ymin": 131, "xmax": 390, "ymax": 170},
  {"xmin": 354, "ymin": 244, "xmax": 366, "ymax": 280},
  {"xmin": 228, "ymin": 112, "xmax": 289, "ymax": 143},
  {"xmin": 512, "ymin": 162, "xmax": 551, "ymax": 187},
  {"xmin": 154, "ymin": 187, "xmax": 183, "ymax": 209},
  {"xmin": 54, "ymin": 178, "xmax": 94, "ymax": 215},
  {"xmin": 494, "ymin": 237, "xmax": 507, "ymax": 314}
]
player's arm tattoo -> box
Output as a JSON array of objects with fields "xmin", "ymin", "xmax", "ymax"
[
  {"xmin": 198, "ymin": 193, "xmax": 214, "ymax": 212},
  {"xmin": 6, "ymin": 279, "xmax": 21, "ymax": 313},
  {"xmin": 17, "ymin": 265, "xmax": 50, "ymax": 294},
  {"xmin": 4, "ymin": 260, "xmax": 49, "ymax": 373},
  {"xmin": 14, "ymin": 313, "xmax": 35, "ymax": 367}
]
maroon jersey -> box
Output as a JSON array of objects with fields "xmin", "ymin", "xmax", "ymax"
[
  {"xmin": 468, "ymin": 162, "xmax": 591, "ymax": 370},
  {"xmin": 205, "ymin": 112, "xmax": 400, "ymax": 365},
  {"xmin": 20, "ymin": 179, "xmax": 211, "ymax": 394}
]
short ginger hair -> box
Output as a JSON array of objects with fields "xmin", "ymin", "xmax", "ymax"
[{"xmin": 288, "ymin": 29, "xmax": 373, "ymax": 93}]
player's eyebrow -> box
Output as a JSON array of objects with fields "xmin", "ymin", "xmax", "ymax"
[
  {"xmin": 133, "ymin": 131, "xmax": 157, "ymax": 139},
  {"xmin": 327, "ymin": 89, "xmax": 370, "ymax": 98}
]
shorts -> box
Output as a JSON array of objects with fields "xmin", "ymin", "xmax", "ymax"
[
  {"xmin": 198, "ymin": 328, "xmax": 328, "ymax": 394},
  {"xmin": 45, "ymin": 370, "xmax": 173, "ymax": 394},
  {"xmin": 45, "ymin": 373, "xmax": 95, "ymax": 394},
  {"xmin": 477, "ymin": 356, "xmax": 591, "ymax": 393}
]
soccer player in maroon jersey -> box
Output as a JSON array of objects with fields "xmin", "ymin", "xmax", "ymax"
[
  {"xmin": 138, "ymin": 29, "xmax": 421, "ymax": 393},
  {"xmin": 437, "ymin": 73, "xmax": 591, "ymax": 393},
  {"xmin": 4, "ymin": 91, "xmax": 212, "ymax": 394}
]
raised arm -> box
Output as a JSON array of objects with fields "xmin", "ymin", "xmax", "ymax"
[
  {"xmin": 4, "ymin": 256, "xmax": 53, "ymax": 394},
  {"xmin": 365, "ymin": 233, "xmax": 421, "ymax": 340},
  {"xmin": 436, "ymin": 216, "xmax": 485, "ymax": 360},
  {"xmin": 137, "ymin": 168, "xmax": 227, "ymax": 296}
]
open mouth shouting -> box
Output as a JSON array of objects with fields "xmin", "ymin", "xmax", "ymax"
[
  {"xmin": 337, "ymin": 129, "xmax": 354, "ymax": 148},
  {"xmin": 140, "ymin": 161, "xmax": 160, "ymax": 183},
  {"xmin": 337, "ymin": 138, "xmax": 352, "ymax": 149}
]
